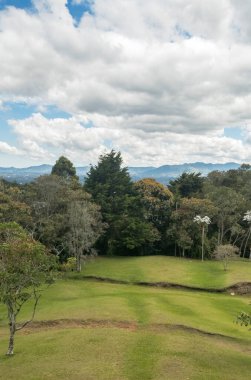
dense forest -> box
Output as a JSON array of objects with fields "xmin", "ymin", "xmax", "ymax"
[{"xmin": 0, "ymin": 150, "xmax": 251, "ymax": 267}]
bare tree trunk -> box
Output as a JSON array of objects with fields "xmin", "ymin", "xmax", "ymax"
[
  {"xmin": 201, "ymin": 225, "xmax": 205, "ymax": 262},
  {"xmin": 217, "ymin": 226, "xmax": 220, "ymax": 245},
  {"xmin": 239, "ymin": 235, "xmax": 246, "ymax": 257},
  {"xmin": 229, "ymin": 229, "xmax": 233, "ymax": 244},
  {"xmin": 221, "ymin": 220, "xmax": 224, "ymax": 244},
  {"xmin": 76, "ymin": 255, "xmax": 81, "ymax": 272},
  {"xmin": 6, "ymin": 312, "xmax": 16, "ymax": 355},
  {"xmin": 6, "ymin": 290, "xmax": 41, "ymax": 355},
  {"xmin": 243, "ymin": 226, "xmax": 251, "ymax": 258},
  {"xmin": 233, "ymin": 233, "xmax": 240, "ymax": 247}
]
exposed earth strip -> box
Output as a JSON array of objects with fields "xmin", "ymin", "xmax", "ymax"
[{"xmin": 81, "ymin": 275, "xmax": 251, "ymax": 295}]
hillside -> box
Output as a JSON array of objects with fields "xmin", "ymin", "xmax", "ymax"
[
  {"xmin": 75, "ymin": 255, "xmax": 251, "ymax": 289},
  {"xmin": 0, "ymin": 256, "xmax": 251, "ymax": 379}
]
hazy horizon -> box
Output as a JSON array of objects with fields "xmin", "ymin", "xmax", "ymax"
[{"xmin": 0, "ymin": 160, "xmax": 242, "ymax": 170}]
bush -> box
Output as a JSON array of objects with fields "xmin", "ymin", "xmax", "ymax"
[
  {"xmin": 60, "ymin": 257, "xmax": 77, "ymax": 272},
  {"xmin": 212, "ymin": 244, "xmax": 239, "ymax": 271}
]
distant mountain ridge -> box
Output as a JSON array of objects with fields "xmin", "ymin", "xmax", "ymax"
[{"xmin": 0, "ymin": 162, "xmax": 241, "ymax": 184}]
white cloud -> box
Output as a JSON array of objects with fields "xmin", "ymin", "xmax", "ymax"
[
  {"xmin": 8, "ymin": 113, "xmax": 108, "ymax": 163},
  {"xmin": 7, "ymin": 113, "xmax": 251, "ymax": 166},
  {"xmin": 0, "ymin": 141, "xmax": 20, "ymax": 155},
  {"xmin": 1, "ymin": 1, "xmax": 251, "ymax": 165}
]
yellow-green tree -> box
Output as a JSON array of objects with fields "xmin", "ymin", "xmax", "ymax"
[{"xmin": 134, "ymin": 178, "xmax": 173, "ymax": 251}]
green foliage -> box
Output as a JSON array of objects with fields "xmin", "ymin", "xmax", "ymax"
[
  {"xmin": 134, "ymin": 178, "xmax": 173, "ymax": 251},
  {"xmin": 60, "ymin": 257, "xmax": 77, "ymax": 272},
  {"xmin": 85, "ymin": 150, "xmax": 159, "ymax": 255},
  {"xmin": 0, "ymin": 223, "xmax": 55, "ymax": 294},
  {"xmin": 109, "ymin": 216, "xmax": 160, "ymax": 254},
  {"xmin": 0, "ymin": 223, "xmax": 53, "ymax": 296},
  {"xmin": 170, "ymin": 197, "xmax": 217, "ymax": 258},
  {"xmin": 51, "ymin": 156, "xmax": 78, "ymax": 181},
  {"xmin": 169, "ymin": 172, "xmax": 204, "ymax": 198},
  {"xmin": 0, "ymin": 180, "xmax": 30, "ymax": 225},
  {"xmin": 2, "ymin": 151, "xmax": 251, "ymax": 260},
  {"xmin": 205, "ymin": 185, "xmax": 246, "ymax": 246},
  {"xmin": 236, "ymin": 312, "xmax": 251, "ymax": 327},
  {"xmin": 85, "ymin": 150, "xmax": 133, "ymax": 214},
  {"xmin": 0, "ymin": 222, "xmax": 56, "ymax": 354},
  {"xmin": 67, "ymin": 191, "xmax": 105, "ymax": 271},
  {"xmin": 23, "ymin": 175, "xmax": 103, "ymax": 263},
  {"xmin": 24, "ymin": 175, "xmax": 70, "ymax": 259},
  {"xmin": 207, "ymin": 166, "xmax": 251, "ymax": 204}
]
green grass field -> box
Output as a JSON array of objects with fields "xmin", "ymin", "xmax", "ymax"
[
  {"xmin": 80, "ymin": 255, "xmax": 251, "ymax": 288},
  {"xmin": 0, "ymin": 256, "xmax": 251, "ymax": 379}
]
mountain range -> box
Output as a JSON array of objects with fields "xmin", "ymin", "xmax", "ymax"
[{"xmin": 0, "ymin": 162, "xmax": 241, "ymax": 184}]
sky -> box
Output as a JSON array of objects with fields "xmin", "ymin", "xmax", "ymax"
[{"xmin": 1, "ymin": 1, "xmax": 251, "ymax": 167}]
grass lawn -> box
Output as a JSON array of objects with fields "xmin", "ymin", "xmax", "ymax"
[
  {"xmin": 0, "ymin": 256, "xmax": 251, "ymax": 379},
  {"xmin": 79, "ymin": 256, "xmax": 251, "ymax": 288},
  {"xmin": 0, "ymin": 328, "xmax": 251, "ymax": 380},
  {"xmin": 1, "ymin": 280, "xmax": 250, "ymax": 339}
]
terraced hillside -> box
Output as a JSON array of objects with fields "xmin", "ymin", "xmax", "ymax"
[{"xmin": 0, "ymin": 257, "xmax": 251, "ymax": 379}]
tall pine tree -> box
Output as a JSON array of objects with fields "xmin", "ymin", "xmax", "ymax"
[{"xmin": 84, "ymin": 150, "xmax": 159, "ymax": 255}]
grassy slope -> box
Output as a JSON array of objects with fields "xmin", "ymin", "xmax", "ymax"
[
  {"xmin": 1, "ymin": 256, "xmax": 251, "ymax": 379},
  {"xmin": 81, "ymin": 256, "xmax": 251, "ymax": 288},
  {"xmin": 0, "ymin": 328, "xmax": 251, "ymax": 380},
  {"xmin": 1, "ymin": 280, "xmax": 250, "ymax": 339}
]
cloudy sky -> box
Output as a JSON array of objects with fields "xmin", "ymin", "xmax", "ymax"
[{"xmin": 1, "ymin": 0, "xmax": 251, "ymax": 167}]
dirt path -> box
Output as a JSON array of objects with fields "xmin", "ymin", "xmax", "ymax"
[
  {"xmin": 82, "ymin": 275, "xmax": 251, "ymax": 295},
  {"xmin": 15, "ymin": 318, "xmax": 238, "ymax": 341}
]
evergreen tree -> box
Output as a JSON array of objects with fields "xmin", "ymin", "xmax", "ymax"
[
  {"xmin": 169, "ymin": 172, "xmax": 204, "ymax": 198},
  {"xmin": 51, "ymin": 156, "xmax": 78, "ymax": 181},
  {"xmin": 84, "ymin": 150, "xmax": 159, "ymax": 255}
]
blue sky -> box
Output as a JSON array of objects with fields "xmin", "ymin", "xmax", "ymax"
[
  {"xmin": 0, "ymin": 0, "xmax": 251, "ymax": 167},
  {"xmin": 0, "ymin": 0, "xmax": 33, "ymax": 11},
  {"xmin": 0, "ymin": 0, "xmax": 93, "ymax": 19}
]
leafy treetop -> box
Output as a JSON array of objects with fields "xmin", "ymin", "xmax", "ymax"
[
  {"xmin": 51, "ymin": 156, "xmax": 78, "ymax": 181},
  {"xmin": 169, "ymin": 172, "xmax": 204, "ymax": 198},
  {"xmin": 84, "ymin": 150, "xmax": 159, "ymax": 255}
]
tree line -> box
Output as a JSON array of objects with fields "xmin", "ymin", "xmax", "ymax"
[{"xmin": 0, "ymin": 150, "xmax": 251, "ymax": 263}]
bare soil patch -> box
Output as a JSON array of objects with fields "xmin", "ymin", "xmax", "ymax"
[
  {"xmin": 82, "ymin": 275, "xmax": 251, "ymax": 295},
  {"xmin": 17, "ymin": 318, "xmax": 243, "ymax": 343},
  {"xmin": 23, "ymin": 319, "xmax": 137, "ymax": 333}
]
